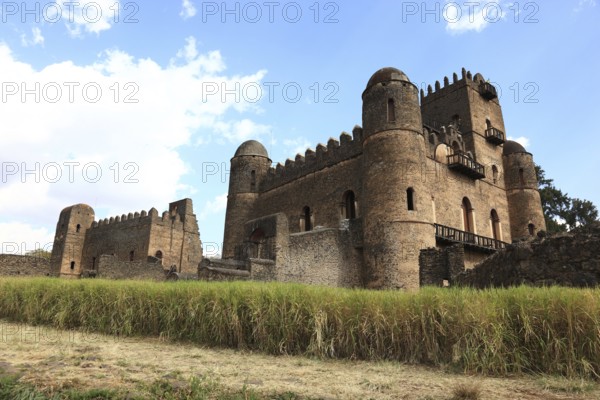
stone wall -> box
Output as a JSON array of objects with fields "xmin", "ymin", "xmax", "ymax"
[
  {"xmin": 419, "ymin": 245, "xmax": 465, "ymax": 286},
  {"xmin": 92, "ymin": 254, "xmax": 167, "ymax": 281},
  {"xmin": 456, "ymin": 224, "xmax": 600, "ymax": 288},
  {"xmin": 0, "ymin": 255, "xmax": 51, "ymax": 276}
]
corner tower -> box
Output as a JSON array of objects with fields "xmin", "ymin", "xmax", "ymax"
[
  {"xmin": 50, "ymin": 204, "xmax": 95, "ymax": 278},
  {"xmin": 222, "ymin": 140, "xmax": 271, "ymax": 259},
  {"xmin": 361, "ymin": 67, "xmax": 435, "ymax": 289},
  {"xmin": 503, "ymin": 140, "xmax": 546, "ymax": 240}
]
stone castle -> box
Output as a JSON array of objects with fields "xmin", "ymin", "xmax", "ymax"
[
  {"xmin": 28, "ymin": 66, "xmax": 546, "ymax": 288},
  {"xmin": 50, "ymin": 199, "xmax": 202, "ymax": 279},
  {"xmin": 201, "ymin": 67, "xmax": 547, "ymax": 289}
]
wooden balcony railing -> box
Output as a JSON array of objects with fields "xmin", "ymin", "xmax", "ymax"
[
  {"xmin": 435, "ymin": 224, "xmax": 507, "ymax": 252},
  {"xmin": 479, "ymin": 82, "xmax": 498, "ymax": 100},
  {"xmin": 447, "ymin": 152, "xmax": 486, "ymax": 179},
  {"xmin": 485, "ymin": 127, "xmax": 505, "ymax": 145}
]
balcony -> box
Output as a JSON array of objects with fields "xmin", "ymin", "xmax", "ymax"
[
  {"xmin": 435, "ymin": 224, "xmax": 507, "ymax": 253},
  {"xmin": 485, "ymin": 127, "xmax": 505, "ymax": 145},
  {"xmin": 447, "ymin": 152, "xmax": 486, "ymax": 180},
  {"xmin": 479, "ymin": 82, "xmax": 498, "ymax": 100}
]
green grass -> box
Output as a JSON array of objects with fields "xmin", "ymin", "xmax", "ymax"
[{"xmin": 1, "ymin": 277, "xmax": 600, "ymax": 378}]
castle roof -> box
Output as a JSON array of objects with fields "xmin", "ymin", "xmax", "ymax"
[
  {"xmin": 503, "ymin": 140, "xmax": 528, "ymax": 155},
  {"xmin": 60, "ymin": 203, "xmax": 94, "ymax": 214},
  {"xmin": 365, "ymin": 67, "xmax": 410, "ymax": 91},
  {"xmin": 234, "ymin": 140, "xmax": 269, "ymax": 158}
]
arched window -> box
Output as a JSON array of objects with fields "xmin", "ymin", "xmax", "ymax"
[
  {"xmin": 76, "ymin": 224, "xmax": 81, "ymax": 233},
  {"xmin": 343, "ymin": 191, "xmax": 356, "ymax": 219},
  {"xmin": 387, "ymin": 98, "xmax": 396, "ymax": 122},
  {"xmin": 129, "ymin": 250, "xmax": 135, "ymax": 261},
  {"xmin": 70, "ymin": 261, "xmax": 75, "ymax": 270},
  {"xmin": 155, "ymin": 250, "xmax": 163, "ymax": 259},
  {"xmin": 250, "ymin": 170, "xmax": 256, "ymax": 190},
  {"xmin": 302, "ymin": 206, "xmax": 312, "ymax": 232},
  {"xmin": 486, "ymin": 119, "xmax": 492, "ymax": 130},
  {"xmin": 249, "ymin": 228, "xmax": 266, "ymax": 259},
  {"xmin": 519, "ymin": 168, "xmax": 525, "ymax": 186},
  {"xmin": 407, "ymin": 188, "xmax": 415, "ymax": 211},
  {"xmin": 528, "ymin": 223, "xmax": 535, "ymax": 236},
  {"xmin": 452, "ymin": 114, "xmax": 460, "ymax": 129},
  {"xmin": 490, "ymin": 209, "xmax": 500, "ymax": 241},
  {"xmin": 462, "ymin": 197, "xmax": 475, "ymax": 233},
  {"xmin": 492, "ymin": 165, "xmax": 499, "ymax": 184}
]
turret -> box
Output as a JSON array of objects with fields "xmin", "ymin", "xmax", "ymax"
[
  {"xmin": 503, "ymin": 140, "xmax": 546, "ymax": 240},
  {"xmin": 50, "ymin": 204, "xmax": 95, "ymax": 278},
  {"xmin": 361, "ymin": 67, "xmax": 435, "ymax": 289},
  {"xmin": 222, "ymin": 140, "xmax": 271, "ymax": 259}
]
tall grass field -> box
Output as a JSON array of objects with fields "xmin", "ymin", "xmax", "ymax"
[{"xmin": 0, "ymin": 277, "xmax": 599, "ymax": 378}]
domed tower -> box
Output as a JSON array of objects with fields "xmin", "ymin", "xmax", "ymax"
[
  {"xmin": 50, "ymin": 204, "xmax": 95, "ymax": 278},
  {"xmin": 503, "ymin": 140, "xmax": 546, "ymax": 240},
  {"xmin": 361, "ymin": 67, "xmax": 435, "ymax": 290},
  {"xmin": 222, "ymin": 140, "xmax": 271, "ymax": 259}
]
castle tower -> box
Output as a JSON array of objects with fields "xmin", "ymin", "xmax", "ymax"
[
  {"xmin": 50, "ymin": 204, "xmax": 95, "ymax": 278},
  {"xmin": 167, "ymin": 198, "xmax": 203, "ymax": 274},
  {"xmin": 361, "ymin": 68, "xmax": 435, "ymax": 289},
  {"xmin": 503, "ymin": 141, "xmax": 546, "ymax": 240},
  {"xmin": 222, "ymin": 140, "xmax": 271, "ymax": 259},
  {"xmin": 420, "ymin": 70, "xmax": 505, "ymax": 172}
]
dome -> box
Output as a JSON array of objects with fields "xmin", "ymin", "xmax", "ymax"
[
  {"xmin": 503, "ymin": 140, "xmax": 528, "ymax": 155},
  {"xmin": 61, "ymin": 203, "xmax": 94, "ymax": 214},
  {"xmin": 234, "ymin": 140, "xmax": 269, "ymax": 158},
  {"xmin": 365, "ymin": 67, "xmax": 411, "ymax": 91}
]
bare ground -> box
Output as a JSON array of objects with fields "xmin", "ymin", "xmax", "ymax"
[{"xmin": 0, "ymin": 320, "xmax": 598, "ymax": 399}]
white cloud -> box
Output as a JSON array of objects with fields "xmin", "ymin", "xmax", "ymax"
[
  {"xmin": 445, "ymin": 1, "xmax": 505, "ymax": 35},
  {"xmin": 50, "ymin": 0, "xmax": 123, "ymax": 36},
  {"xmin": 20, "ymin": 27, "xmax": 45, "ymax": 47},
  {"xmin": 0, "ymin": 222, "xmax": 54, "ymax": 255},
  {"xmin": 199, "ymin": 193, "xmax": 228, "ymax": 221},
  {"xmin": 508, "ymin": 136, "xmax": 531, "ymax": 149},
  {"xmin": 212, "ymin": 119, "xmax": 271, "ymax": 144},
  {"xmin": 180, "ymin": 0, "xmax": 197, "ymax": 19},
  {"xmin": 575, "ymin": 0, "xmax": 597, "ymax": 12},
  {"xmin": 0, "ymin": 37, "xmax": 268, "ymax": 246},
  {"xmin": 283, "ymin": 138, "xmax": 312, "ymax": 157}
]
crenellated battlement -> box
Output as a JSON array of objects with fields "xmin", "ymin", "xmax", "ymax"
[
  {"xmin": 420, "ymin": 67, "xmax": 492, "ymax": 104},
  {"xmin": 89, "ymin": 207, "xmax": 184, "ymax": 230},
  {"xmin": 261, "ymin": 126, "xmax": 363, "ymax": 191}
]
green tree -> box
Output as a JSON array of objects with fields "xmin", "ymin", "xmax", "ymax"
[{"xmin": 535, "ymin": 164, "xmax": 598, "ymax": 232}]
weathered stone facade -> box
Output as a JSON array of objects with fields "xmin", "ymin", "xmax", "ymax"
[
  {"xmin": 0, "ymin": 255, "xmax": 51, "ymax": 277},
  {"xmin": 455, "ymin": 224, "xmax": 600, "ymax": 288},
  {"xmin": 50, "ymin": 199, "xmax": 202, "ymax": 279},
  {"xmin": 212, "ymin": 67, "xmax": 547, "ymax": 289}
]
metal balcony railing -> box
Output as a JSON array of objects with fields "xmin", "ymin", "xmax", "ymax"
[
  {"xmin": 485, "ymin": 127, "xmax": 505, "ymax": 145},
  {"xmin": 435, "ymin": 224, "xmax": 507, "ymax": 252},
  {"xmin": 447, "ymin": 152, "xmax": 486, "ymax": 179}
]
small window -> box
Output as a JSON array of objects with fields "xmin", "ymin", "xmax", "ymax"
[
  {"xmin": 343, "ymin": 191, "xmax": 356, "ymax": 219},
  {"xmin": 462, "ymin": 197, "xmax": 474, "ymax": 233},
  {"xmin": 250, "ymin": 170, "xmax": 256, "ymax": 190},
  {"xmin": 155, "ymin": 250, "xmax": 163, "ymax": 259},
  {"xmin": 491, "ymin": 209, "xmax": 500, "ymax": 241},
  {"xmin": 492, "ymin": 165, "xmax": 499, "ymax": 184},
  {"xmin": 519, "ymin": 168, "xmax": 525, "ymax": 186},
  {"xmin": 129, "ymin": 250, "xmax": 135, "ymax": 261},
  {"xmin": 528, "ymin": 223, "xmax": 535, "ymax": 236},
  {"xmin": 70, "ymin": 261, "xmax": 75, "ymax": 270},
  {"xmin": 92, "ymin": 257, "xmax": 96, "ymax": 270},
  {"xmin": 387, "ymin": 98, "xmax": 396, "ymax": 122},
  {"xmin": 303, "ymin": 206, "xmax": 312, "ymax": 232},
  {"xmin": 407, "ymin": 188, "xmax": 415, "ymax": 211},
  {"xmin": 76, "ymin": 224, "xmax": 81, "ymax": 233},
  {"xmin": 486, "ymin": 119, "xmax": 492, "ymax": 129}
]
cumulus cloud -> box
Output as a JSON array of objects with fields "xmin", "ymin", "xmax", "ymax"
[
  {"xmin": 198, "ymin": 193, "xmax": 228, "ymax": 221},
  {"xmin": 49, "ymin": 0, "xmax": 124, "ymax": 36},
  {"xmin": 0, "ymin": 37, "xmax": 267, "ymax": 251},
  {"xmin": 445, "ymin": 1, "xmax": 506, "ymax": 35},
  {"xmin": 180, "ymin": 0, "xmax": 197, "ymax": 19},
  {"xmin": 20, "ymin": 27, "xmax": 45, "ymax": 47}
]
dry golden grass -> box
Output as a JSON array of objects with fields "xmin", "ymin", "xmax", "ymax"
[{"xmin": 1, "ymin": 321, "xmax": 598, "ymax": 400}]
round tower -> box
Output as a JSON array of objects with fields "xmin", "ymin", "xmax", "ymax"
[
  {"xmin": 502, "ymin": 140, "xmax": 546, "ymax": 240},
  {"xmin": 361, "ymin": 67, "xmax": 435, "ymax": 290},
  {"xmin": 222, "ymin": 140, "xmax": 271, "ymax": 259},
  {"xmin": 50, "ymin": 203, "xmax": 95, "ymax": 278}
]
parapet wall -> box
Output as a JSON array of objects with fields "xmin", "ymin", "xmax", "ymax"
[
  {"xmin": 89, "ymin": 208, "xmax": 186, "ymax": 231},
  {"xmin": 93, "ymin": 254, "xmax": 166, "ymax": 281},
  {"xmin": 0, "ymin": 255, "xmax": 51, "ymax": 277},
  {"xmin": 261, "ymin": 126, "xmax": 364, "ymax": 192},
  {"xmin": 456, "ymin": 224, "xmax": 600, "ymax": 288}
]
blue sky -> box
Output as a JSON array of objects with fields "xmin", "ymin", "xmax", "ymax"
[{"xmin": 1, "ymin": 0, "xmax": 599, "ymax": 256}]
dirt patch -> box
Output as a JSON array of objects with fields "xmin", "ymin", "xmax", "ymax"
[{"xmin": 0, "ymin": 320, "xmax": 597, "ymax": 399}]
